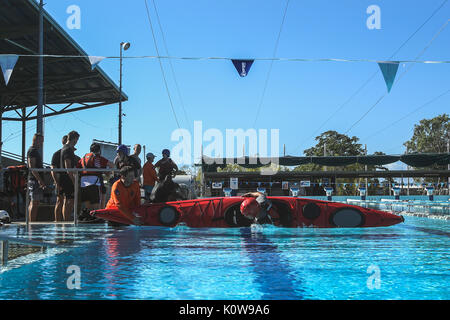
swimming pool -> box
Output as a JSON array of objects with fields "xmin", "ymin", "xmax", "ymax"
[
  {"xmin": 0, "ymin": 216, "xmax": 448, "ymax": 300},
  {"xmin": 346, "ymin": 199, "xmax": 450, "ymax": 216}
]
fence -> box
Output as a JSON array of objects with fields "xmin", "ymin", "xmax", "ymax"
[{"xmin": 1, "ymin": 167, "xmax": 120, "ymax": 226}]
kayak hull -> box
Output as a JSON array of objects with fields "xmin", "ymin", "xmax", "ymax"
[{"xmin": 92, "ymin": 196, "xmax": 404, "ymax": 228}]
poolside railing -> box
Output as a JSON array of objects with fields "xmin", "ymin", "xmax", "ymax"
[{"xmin": 15, "ymin": 168, "xmax": 119, "ymax": 226}]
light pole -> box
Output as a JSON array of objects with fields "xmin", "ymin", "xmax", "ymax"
[{"xmin": 119, "ymin": 42, "xmax": 130, "ymax": 145}]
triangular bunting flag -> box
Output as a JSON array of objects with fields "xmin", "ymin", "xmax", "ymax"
[
  {"xmin": 378, "ymin": 61, "xmax": 399, "ymax": 93},
  {"xmin": 88, "ymin": 56, "xmax": 106, "ymax": 70},
  {"xmin": 0, "ymin": 54, "xmax": 19, "ymax": 86},
  {"xmin": 231, "ymin": 59, "xmax": 254, "ymax": 77}
]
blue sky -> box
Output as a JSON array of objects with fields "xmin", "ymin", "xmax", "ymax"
[{"xmin": 2, "ymin": 0, "xmax": 449, "ymax": 168}]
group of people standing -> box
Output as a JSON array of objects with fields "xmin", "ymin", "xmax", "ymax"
[{"xmin": 26, "ymin": 131, "xmax": 178, "ymax": 223}]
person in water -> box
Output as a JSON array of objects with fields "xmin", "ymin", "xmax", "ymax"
[
  {"xmin": 240, "ymin": 191, "xmax": 277, "ymax": 224},
  {"xmin": 106, "ymin": 166, "xmax": 142, "ymax": 225}
]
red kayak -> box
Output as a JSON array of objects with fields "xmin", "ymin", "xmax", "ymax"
[{"xmin": 92, "ymin": 196, "xmax": 404, "ymax": 228}]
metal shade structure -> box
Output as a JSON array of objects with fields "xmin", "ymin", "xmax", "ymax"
[{"xmin": 0, "ymin": 0, "xmax": 128, "ymax": 162}]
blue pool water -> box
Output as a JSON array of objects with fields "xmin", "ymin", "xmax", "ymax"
[{"xmin": 0, "ymin": 216, "xmax": 449, "ymax": 300}]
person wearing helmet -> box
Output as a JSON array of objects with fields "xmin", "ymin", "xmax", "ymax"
[
  {"xmin": 240, "ymin": 191, "xmax": 277, "ymax": 224},
  {"xmin": 77, "ymin": 142, "xmax": 114, "ymax": 221},
  {"xmin": 154, "ymin": 149, "xmax": 178, "ymax": 182},
  {"xmin": 142, "ymin": 152, "xmax": 159, "ymax": 201},
  {"xmin": 114, "ymin": 144, "xmax": 141, "ymax": 181}
]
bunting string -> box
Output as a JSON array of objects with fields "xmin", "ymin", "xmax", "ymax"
[{"xmin": 1, "ymin": 54, "xmax": 449, "ymax": 64}]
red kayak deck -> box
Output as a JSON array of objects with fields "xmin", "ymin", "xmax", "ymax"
[{"xmin": 92, "ymin": 196, "xmax": 404, "ymax": 228}]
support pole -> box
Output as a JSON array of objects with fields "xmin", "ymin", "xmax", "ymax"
[
  {"xmin": 0, "ymin": 107, "xmax": 3, "ymax": 169},
  {"xmin": 73, "ymin": 172, "xmax": 79, "ymax": 225},
  {"xmin": 448, "ymin": 135, "xmax": 450, "ymax": 196},
  {"xmin": 0, "ymin": 240, "xmax": 9, "ymax": 266},
  {"xmin": 118, "ymin": 45, "xmax": 123, "ymax": 145},
  {"xmin": 143, "ymin": 145, "xmax": 146, "ymax": 165},
  {"xmin": 406, "ymin": 147, "xmax": 410, "ymax": 196},
  {"xmin": 365, "ymin": 144, "xmax": 368, "ymax": 197},
  {"xmin": 25, "ymin": 171, "xmax": 30, "ymax": 228},
  {"xmin": 37, "ymin": 0, "xmax": 44, "ymax": 150},
  {"xmin": 22, "ymin": 107, "xmax": 26, "ymax": 164}
]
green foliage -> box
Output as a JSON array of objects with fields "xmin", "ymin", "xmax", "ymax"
[
  {"xmin": 217, "ymin": 164, "xmax": 260, "ymax": 173},
  {"xmin": 404, "ymin": 114, "xmax": 449, "ymax": 154},
  {"xmin": 403, "ymin": 114, "xmax": 449, "ymax": 185},
  {"xmin": 304, "ymin": 130, "xmax": 364, "ymax": 157}
]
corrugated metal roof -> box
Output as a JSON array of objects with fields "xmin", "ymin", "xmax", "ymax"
[{"xmin": 0, "ymin": 0, "xmax": 127, "ymax": 110}]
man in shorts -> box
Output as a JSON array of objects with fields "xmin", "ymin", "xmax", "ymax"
[
  {"xmin": 27, "ymin": 133, "xmax": 46, "ymax": 222},
  {"xmin": 60, "ymin": 131, "xmax": 80, "ymax": 221},
  {"xmin": 51, "ymin": 134, "xmax": 68, "ymax": 222}
]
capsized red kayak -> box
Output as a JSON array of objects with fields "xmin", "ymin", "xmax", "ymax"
[{"xmin": 92, "ymin": 196, "xmax": 404, "ymax": 228}]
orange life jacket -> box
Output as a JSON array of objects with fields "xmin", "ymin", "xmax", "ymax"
[{"xmin": 80, "ymin": 153, "xmax": 98, "ymax": 176}]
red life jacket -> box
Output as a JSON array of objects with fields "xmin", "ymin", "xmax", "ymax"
[
  {"xmin": 6, "ymin": 165, "xmax": 27, "ymax": 193},
  {"xmin": 80, "ymin": 153, "xmax": 98, "ymax": 176}
]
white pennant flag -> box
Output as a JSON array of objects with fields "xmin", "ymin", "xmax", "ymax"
[
  {"xmin": 88, "ymin": 56, "xmax": 106, "ymax": 70},
  {"xmin": 0, "ymin": 54, "xmax": 19, "ymax": 86}
]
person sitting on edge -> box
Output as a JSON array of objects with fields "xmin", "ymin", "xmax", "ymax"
[
  {"xmin": 154, "ymin": 149, "xmax": 178, "ymax": 182},
  {"xmin": 142, "ymin": 152, "xmax": 159, "ymax": 201},
  {"xmin": 106, "ymin": 166, "xmax": 142, "ymax": 225},
  {"xmin": 240, "ymin": 191, "xmax": 278, "ymax": 224},
  {"xmin": 114, "ymin": 144, "xmax": 141, "ymax": 180}
]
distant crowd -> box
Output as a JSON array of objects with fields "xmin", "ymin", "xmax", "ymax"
[{"xmin": 26, "ymin": 131, "xmax": 178, "ymax": 223}]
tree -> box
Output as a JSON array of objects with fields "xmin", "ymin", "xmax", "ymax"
[
  {"xmin": 303, "ymin": 130, "xmax": 365, "ymax": 157},
  {"xmin": 403, "ymin": 114, "xmax": 449, "ymax": 192},
  {"xmin": 404, "ymin": 114, "xmax": 449, "ymax": 154},
  {"xmin": 292, "ymin": 131, "xmax": 365, "ymax": 195}
]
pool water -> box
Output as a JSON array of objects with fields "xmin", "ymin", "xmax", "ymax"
[{"xmin": 0, "ymin": 216, "xmax": 448, "ymax": 300}]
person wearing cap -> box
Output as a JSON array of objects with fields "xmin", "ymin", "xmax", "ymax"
[
  {"xmin": 114, "ymin": 144, "xmax": 141, "ymax": 180},
  {"xmin": 106, "ymin": 166, "xmax": 142, "ymax": 225},
  {"xmin": 240, "ymin": 191, "xmax": 278, "ymax": 224},
  {"xmin": 142, "ymin": 152, "xmax": 159, "ymax": 201}
]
